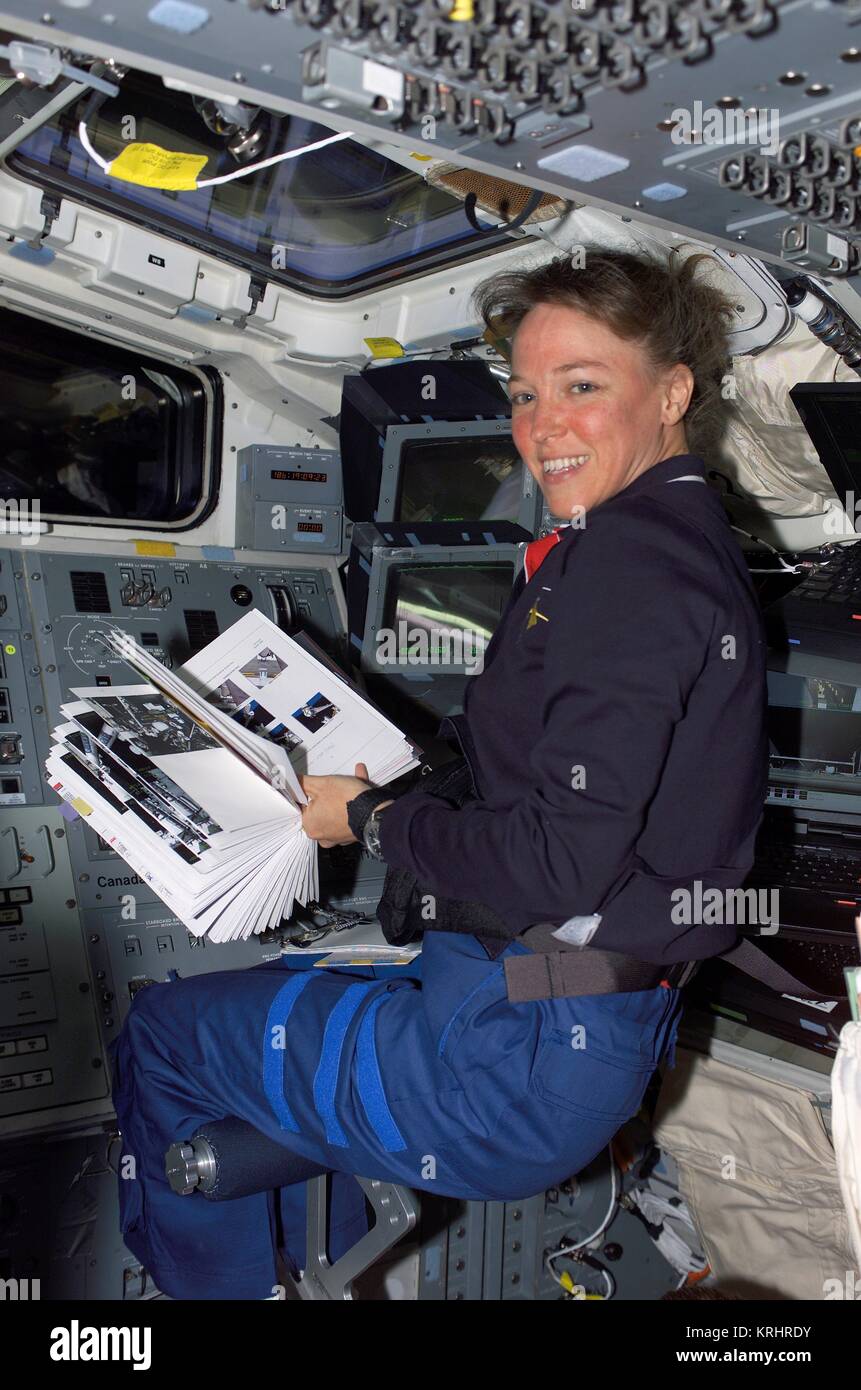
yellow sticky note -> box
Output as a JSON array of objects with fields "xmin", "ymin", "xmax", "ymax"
[
  {"xmin": 364, "ymin": 336, "xmax": 405, "ymax": 359},
  {"xmin": 410, "ymin": 152, "xmax": 434, "ymax": 161},
  {"xmin": 135, "ymin": 540, "xmax": 176, "ymax": 557},
  {"xmin": 109, "ymin": 143, "xmax": 208, "ymax": 191},
  {"xmin": 449, "ymin": 0, "xmax": 475, "ymax": 17},
  {"xmin": 70, "ymin": 797, "xmax": 93, "ymax": 817}
]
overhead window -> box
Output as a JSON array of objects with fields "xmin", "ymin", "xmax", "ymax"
[
  {"xmin": 5, "ymin": 69, "xmax": 507, "ymax": 296},
  {"xmin": 0, "ymin": 306, "xmax": 216, "ymax": 528}
]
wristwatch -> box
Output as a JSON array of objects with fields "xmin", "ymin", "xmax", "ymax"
[
  {"xmin": 346, "ymin": 786, "xmax": 393, "ymax": 859},
  {"xmin": 363, "ymin": 805, "xmax": 388, "ymax": 860}
]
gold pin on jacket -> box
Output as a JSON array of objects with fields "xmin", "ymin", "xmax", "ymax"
[{"xmin": 526, "ymin": 601, "xmax": 549, "ymax": 630}]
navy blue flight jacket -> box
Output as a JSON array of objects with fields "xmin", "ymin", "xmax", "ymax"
[{"xmin": 377, "ymin": 453, "xmax": 770, "ymax": 965}]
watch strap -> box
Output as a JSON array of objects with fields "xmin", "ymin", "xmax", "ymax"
[{"xmin": 347, "ymin": 786, "xmax": 393, "ymax": 842}]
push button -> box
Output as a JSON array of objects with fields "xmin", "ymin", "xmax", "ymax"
[{"xmin": 21, "ymin": 1069, "xmax": 52, "ymax": 1088}]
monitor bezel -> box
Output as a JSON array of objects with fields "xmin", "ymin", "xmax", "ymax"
[
  {"xmin": 789, "ymin": 382, "xmax": 861, "ymax": 515},
  {"xmin": 359, "ymin": 541, "xmax": 525, "ymax": 678},
  {"xmin": 375, "ymin": 419, "xmax": 540, "ymax": 532}
]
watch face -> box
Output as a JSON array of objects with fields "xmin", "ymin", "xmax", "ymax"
[{"xmin": 365, "ymin": 812, "xmax": 384, "ymax": 858}]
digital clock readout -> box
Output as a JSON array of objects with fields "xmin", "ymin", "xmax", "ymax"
[{"xmin": 271, "ymin": 469, "xmax": 327, "ymax": 482}]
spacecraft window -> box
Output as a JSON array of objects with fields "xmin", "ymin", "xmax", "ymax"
[
  {"xmin": 0, "ymin": 306, "xmax": 214, "ymax": 528},
  {"xmin": 5, "ymin": 69, "xmax": 509, "ymax": 297}
]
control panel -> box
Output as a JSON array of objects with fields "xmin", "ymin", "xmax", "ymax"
[
  {"xmin": 0, "ymin": 808, "xmax": 108, "ymax": 1136},
  {"xmin": 30, "ymin": 553, "xmax": 345, "ymax": 732},
  {"xmin": 0, "ymin": 546, "xmax": 389, "ymax": 1135},
  {"xmin": 0, "ymin": 555, "xmax": 49, "ymax": 810},
  {"xmin": 236, "ymin": 447, "xmax": 344, "ymax": 555}
]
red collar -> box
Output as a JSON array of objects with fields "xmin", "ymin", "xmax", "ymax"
[{"xmin": 524, "ymin": 526, "xmax": 567, "ymax": 582}]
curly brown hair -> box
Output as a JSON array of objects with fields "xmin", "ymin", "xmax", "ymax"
[{"xmin": 472, "ymin": 245, "xmax": 738, "ymax": 455}]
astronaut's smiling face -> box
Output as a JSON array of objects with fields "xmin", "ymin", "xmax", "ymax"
[{"xmin": 508, "ymin": 302, "xmax": 694, "ymax": 520}]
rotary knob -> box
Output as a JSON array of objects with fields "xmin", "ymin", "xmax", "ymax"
[{"xmin": 165, "ymin": 1138, "xmax": 217, "ymax": 1195}]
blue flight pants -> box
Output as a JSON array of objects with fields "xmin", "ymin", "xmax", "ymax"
[{"xmin": 109, "ymin": 932, "xmax": 682, "ymax": 1299}]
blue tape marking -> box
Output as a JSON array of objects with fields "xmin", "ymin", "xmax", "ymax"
[
  {"xmin": 355, "ymin": 994, "xmax": 407, "ymax": 1152},
  {"xmin": 201, "ymin": 545, "xmax": 235, "ymax": 560},
  {"xmin": 178, "ymin": 304, "xmax": 218, "ymax": 322},
  {"xmin": 148, "ymin": 1, "xmax": 211, "ymax": 34},
  {"xmin": 641, "ymin": 182, "xmax": 687, "ymax": 202},
  {"xmin": 8, "ymin": 242, "xmax": 55, "ymax": 265},
  {"xmin": 482, "ymin": 531, "xmax": 496, "ymax": 546},
  {"xmin": 404, "ymin": 532, "xmax": 421, "ymax": 547},
  {"xmin": 313, "ymin": 981, "xmax": 376, "ymax": 1147},
  {"xmin": 263, "ymin": 972, "xmax": 314, "ymax": 1132}
]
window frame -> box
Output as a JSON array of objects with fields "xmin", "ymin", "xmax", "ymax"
[
  {"xmin": 3, "ymin": 145, "xmax": 521, "ymax": 301},
  {"xmin": 0, "ymin": 305, "xmax": 222, "ymax": 532}
]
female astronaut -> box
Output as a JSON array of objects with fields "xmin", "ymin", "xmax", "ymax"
[{"xmin": 110, "ymin": 246, "xmax": 768, "ymax": 1299}]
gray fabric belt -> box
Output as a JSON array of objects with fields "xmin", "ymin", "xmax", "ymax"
[
  {"xmin": 504, "ymin": 943, "xmax": 695, "ymax": 1003},
  {"xmin": 503, "ymin": 930, "xmax": 839, "ymax": 1004}
]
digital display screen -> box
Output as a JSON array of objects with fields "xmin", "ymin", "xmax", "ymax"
[
  {"xmin": 395, "ymin": 437, "xmax": 525, "ymax": 524},
  {"xmin": 807, "ymin": 400, "xmax": 861, "ymax": 468},
  {"xmin": 271, "ymin": 470, "xmax": 328, "ymax": 483},
  {"xmin": 767, "ymin": 670, "xmax": 861, "ymax": 782},
  {"xmin": 296, "ymin": 521, "xmax": 324, "ymax": 533},
  {"xmin": 380, "ymin": 560, "xmax": 515, "ymax": 665}
]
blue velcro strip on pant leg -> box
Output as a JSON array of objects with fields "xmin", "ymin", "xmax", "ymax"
[
  {"xmin": 313, "ymin": 982, "xmax": 376, "ymax": 1148},
  {"xmin": 262, "ymin": 972, "xmax": 314, "ymax": 1132},
  {"xmin": 355, "ymin": 994, "xmax": 407, "ymax": 1153}
]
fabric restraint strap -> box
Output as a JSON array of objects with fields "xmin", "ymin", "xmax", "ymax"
[
  {"xmin": 355, "ymin": 994, "xmax": 408, "ymax": 1153},
  {"xmin": 504, "ymin": 947, "xmax": 682, "ymax": 1003},
  {"xmin": 313, "ymin": 981, "xmax": 377, "ymax": 1147},
  {"xmin": 262, "ymin": 972, "xmax": 314, "ymax": 1132},
  {"xmin": 718, "ymin": 935, "xmax": 840, "ymax": 1001},
  {"xmin": 503, "ymin": 936, "xmax": 842, "ymax": 1004}
]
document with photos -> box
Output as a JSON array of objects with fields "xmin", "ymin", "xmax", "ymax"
[{"xmin": 45, "ymin": 610, "xmax": 420, "ymax": 942}]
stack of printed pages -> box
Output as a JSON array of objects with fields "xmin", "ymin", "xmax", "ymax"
[{"xmin": 45, "ymin": 610, "xmax": 419, "ymax": 941}]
